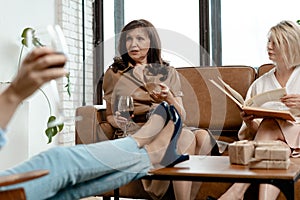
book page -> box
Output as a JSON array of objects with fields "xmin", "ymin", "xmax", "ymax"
[
  {"xmin": 210, "ymin": 77, "xmax": 297, "ymax": 121},
  {"xmin": 209, "ymin": 79, "xmax": 243, "ymax": 109},
  {"xmin": 217, "ymin": 77, "xmax": 245, "ymax": 105},
  {"xmin": 244, "ymin": 88, "xmax": 287, "ymax": 107}
]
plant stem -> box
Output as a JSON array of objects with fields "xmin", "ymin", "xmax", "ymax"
[
  {"xmin": 38, "ymin": 88, "xmax": 52, "ymax": 116},
  {"xmin": 18, "ymin": 45, "xmax": 25, "ymax": 69}
]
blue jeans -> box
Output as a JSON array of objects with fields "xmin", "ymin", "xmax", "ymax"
[{"xmin": 0, "ymin": 137, "xmax": 151, "ymax": 200}]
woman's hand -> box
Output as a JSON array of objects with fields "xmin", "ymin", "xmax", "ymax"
[
  {"xmin": 114, "ymin": 111, "xmax": 128, "ymax": 129},
  {"xmin": 10, "ymin": 47, "xmax": 67, "ymax": 102},
  {"xmin": 281, "ymin": 94, "xmax": 300, "ymax": 109},
  {"xmin": 113, "ymin": 111, "xmax": 134, "ymax": 129},
  {"xmin": 0, "ymin": 47, "xmax": 67, "ymax": 129},
  {"xmin": 151, "ymin": 83, "xmax": 173, "ymax": 102},
  {"xmin": 240, "ymin": 111, "xmax": 254, "ymax": 125},
  {"xmin": 239, "ymin": 111, "xmax": 259, "ymax": 139},
  {"xmin": 150, "ymin": 83, "xmax": 186, "ymax": 120},
  {"xmin": 240, "ymin": 111, "xmax": 259, "ymax": 130}
]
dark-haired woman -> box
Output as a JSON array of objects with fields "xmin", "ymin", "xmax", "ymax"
[{"xmin": 103, "ymin": 19, "xmax": 211, "ymax": 200}]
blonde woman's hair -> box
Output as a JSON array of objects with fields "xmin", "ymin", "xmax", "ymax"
[{"xmin": 268, "ymin": 20, "xmax": 300, "ymax": 68}]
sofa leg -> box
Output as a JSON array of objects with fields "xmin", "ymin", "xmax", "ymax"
[{"xmin": 102, "ymin": 197, "xmax": 111, "ymax": 200}]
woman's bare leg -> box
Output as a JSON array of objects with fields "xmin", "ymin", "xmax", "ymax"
[
  {"xmin": 259, "ymin": 184, "xmax": 280, "ymax": 200},
  {"xmin": 173, "ymin": 128, "xmax": 196, "ymax": 200},
  {"xmin": 144, "ymin": 121, "xmax": 176, "ymax": 165},
  {"xmin": 132, "ymin": 103, "xmax": 170, "ymax": 147},
  {"xmin": 144, "ymin": 124, "xmax": 196, "ymax": 200},
  {"xmin": 190, "ymin": 129, "xmax": 213, "ymax": 200},
  {"xmin": 255, "ymin": 119, "xmax": 285, "ymax": 200},
  {"xmin": 255, "ymin": 118, "xmax": 285, "ymax": 141},
  {"xmin": 218, "ymin": 183, "xmax": 250, "ymax": 200},
  {"xmin": 219, "ymin": 119, "xmax": 285, "ymax": 200},
  {"xmin": 141, "ymin": 122, "xmax": 177, "ymax": 199},
  {"xmin": 195, "ymin": 129, "xmax": 214, "ymax": 155}
]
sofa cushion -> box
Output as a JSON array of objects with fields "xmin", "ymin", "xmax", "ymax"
[
  {"xmin": 257, "ymin": 63, "xmax": 274, "ymax": 77},
  {"xmin": 75, "ymin": 106, "xmax": 115, "ymax": 144},
  {"xmin": 177, "ymin": 66, "xmax": 256, "ymax": 138}
]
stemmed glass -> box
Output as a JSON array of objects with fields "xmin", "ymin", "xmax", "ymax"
[
  {"xmin": 25, "ymin": 25, "xmax": 77, "ymax": 142},
  {"xmin": 117, "ymin": 96, "xmax": 134, "ymax": 136}
]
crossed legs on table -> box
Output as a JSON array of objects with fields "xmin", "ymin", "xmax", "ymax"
[{"xmin": 0, "ymin": 103, "xmax": 188, "ymax": 200}]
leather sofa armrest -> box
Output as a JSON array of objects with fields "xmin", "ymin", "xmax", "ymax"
[{"xmin": 75, "ymin": 105, "xmax": 115, "ymax": 145}]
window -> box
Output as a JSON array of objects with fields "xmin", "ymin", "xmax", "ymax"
[
  {"xmin": 221, "ymin": 0, "xmax": 300, "ymax": 68},
  {"xmin": 94, "ymin": 0, "xmax": 222, "ymax": 103}
]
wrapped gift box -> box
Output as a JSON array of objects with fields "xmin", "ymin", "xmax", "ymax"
[
  {"xmin": 228, "ymin": 140, "xmax": 255, "ymax": 165},
  {"xmin": 249, "ymin": 159, "xmax": 290, "ymax": 169},
  {"xmin": 254, "ymin": 140, "xmax": 286, "ymax": 147},
  {"xmin": 255, "ymin": 145, "xmax": 290, "ymax": 161}
]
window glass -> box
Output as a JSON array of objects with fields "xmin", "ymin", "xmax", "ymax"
[
  {"xmin": 103, "ymin": 0, "xmax": 200, "ymax": 68},
  {"xmin": 103, "ymin": 0, "xmax": 116, "ymax": 71},
  {"xmin": 221, "ymin": 0, "xmax": 300, "ymax": 68}
]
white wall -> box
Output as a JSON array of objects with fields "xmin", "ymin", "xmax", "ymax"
[
  {"xmin": 0, "ymin": 0, "xmax": 94, "ymax": 168},
  {"xmin": 0, "ymin": 0, "xmax": 55, "ymax": 81},
  {"xmin": 0, "ymin": 1, "xmax": 58, "ymax": 168}
]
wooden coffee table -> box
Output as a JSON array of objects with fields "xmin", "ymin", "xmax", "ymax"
[{"xmin": 147, "ymin": 156, "xmax": 300, "ymax": 200}]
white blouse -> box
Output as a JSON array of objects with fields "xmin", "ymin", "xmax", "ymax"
[{"xmin": 238, "ymin": 66, "xmax": 300, "ymax": 140}]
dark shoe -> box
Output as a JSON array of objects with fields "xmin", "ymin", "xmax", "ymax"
[
  {"xmin": 152, "ymin": 101, "xmax": 171, "ymax": 126},
  {"xmin": 160, "ymin": 105, "xmax": 189, "ymax": 167},
  {"xmin": 206, "ymin": 196, "xmax": 217, "ymax": 200}
]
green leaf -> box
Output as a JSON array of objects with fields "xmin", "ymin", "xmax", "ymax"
[
  {"xmin": 21, "ymin": 27, "xmax": 44, "ymax": 48},
  {"xmin": 65, "ymin": 72, "xmax": 71, "ymax": 97},
  {"xmin": 45, "ymin": 126, "xmax": 56, "ymax": 144},
  {"xmin": 21, "ymin": 27, "xmax": 33, "ymax": 47},
  {"xmin": 45, "ymin": 116, "xmax": 64, "ymax": 144},
  {"xmin": 297, "ymin": 20, "xmax": 300, "ymax": 25},
  {"xmin": 32, "ymin": 37, "xmax": 43, "ymax": 47}
]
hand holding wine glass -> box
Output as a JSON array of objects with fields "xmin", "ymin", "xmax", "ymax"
[
  {"xmin": 25, "ymin": 25, "xmax": 76, "ymax": 143},
  {"xmin": 117, "ymin": 96, "xmax": 134, "ymax": 136}
]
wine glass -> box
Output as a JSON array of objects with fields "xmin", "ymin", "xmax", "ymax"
[
  {"xmin": 117, "ymin": 96, "xmax": 134, "ymax": 136},
  {"xmin": 26, "ymin": 25, "xmax": 80, "ymax": 129}
]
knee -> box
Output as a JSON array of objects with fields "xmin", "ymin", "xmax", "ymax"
[
  {"xmin": 37, "ymin": 146, "xmax": 67, "ymax": 162},
  {"xmin": 256, "ymin": 118, "xmax": 281, "ymax": 140},
  {"xmin": 178, "ymin": 128, "xmax": 196, "ymax": 154},
  {"xmin": 194, "ymin": 129, "xmax": 210, "ymax": 143},
  {"xmin": 194, "ymin": 129, "xmax": 214, "ymax": 155},
  {"xmin": 260, "ymin": 118, "xmax": 278, "ymax": 130}
]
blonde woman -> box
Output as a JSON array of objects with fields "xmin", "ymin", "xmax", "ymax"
[{"xmin": 213, "ymin": 20, "xmax": 300, "ymax": 200}]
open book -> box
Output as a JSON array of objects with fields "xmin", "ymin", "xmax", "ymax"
[{"xmin": 210, "ymin": 77, "xmax": 298, "ymax": 121}]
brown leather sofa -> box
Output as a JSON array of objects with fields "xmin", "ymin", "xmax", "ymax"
[{"xmin": 75, "ymin": 64, "xmax": 297, "ymax": 200}]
